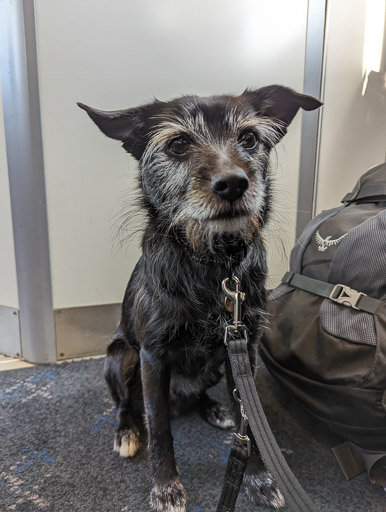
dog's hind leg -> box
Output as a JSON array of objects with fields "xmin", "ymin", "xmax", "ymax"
[
  {"xmin": 104, "ymin": 332, "xmax": 144, "ymax": 458},
  {"xmin": 196, "ymin": 392, "xmax": 235, "ymax": 430}
]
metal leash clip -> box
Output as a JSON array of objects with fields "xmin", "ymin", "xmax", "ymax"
[
  {"xmin": 233, "ymin": 388, "xmax": 251, "ymax": 457},
  {"xmin": 222, "ymin": 275, "xmax": 248, "ymax": 346}
]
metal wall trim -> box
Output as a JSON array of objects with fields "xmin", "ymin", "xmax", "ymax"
[
  {"xmin": 0, "ymin": 1, "xmax": 56, "ymax": 363},
  {"xmin": 296, "ymin": 0, "xmax": 328, "ymax": 238},
  {"xmin": 55, "ymin": 304, "xmax": 121, "ymax": 360},
  {"xmin": 0, "ymin": 306, "xmax": 21, "ymax": 358}
]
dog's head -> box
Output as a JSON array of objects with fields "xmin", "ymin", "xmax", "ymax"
[{"xmin": 78, "ymin": 86, "xmax": 321, "ymax": 252}]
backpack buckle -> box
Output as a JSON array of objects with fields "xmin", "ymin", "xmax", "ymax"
[{"xmin": 330, "ymin": 284, "xmax": 366, "ymax": 310}]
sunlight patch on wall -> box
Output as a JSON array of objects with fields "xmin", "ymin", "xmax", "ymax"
[{"xmin": 362, "ymin": 0, "xmax": 386, "ymax": 94}]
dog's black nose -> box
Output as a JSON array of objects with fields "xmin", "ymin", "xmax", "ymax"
[{"xmin": 212, "ymin": 171, "xmax": 249, "ymax": 203}]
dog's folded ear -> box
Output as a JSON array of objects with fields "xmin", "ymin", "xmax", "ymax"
[
  {"xmin": 77, "ymin": 101, "xmax": 160, "ymax": 159},
  {"xmin": 241, "ymin": 85, "xmax": 322, "ymax": 128}
]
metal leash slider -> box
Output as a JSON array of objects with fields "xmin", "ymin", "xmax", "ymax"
[
  {"xmin": 222, "ymin": 275, "xmax": 248, "ymax": 345},
  {"xmin": 233, "ymin": 388, "xmax": 251, "ymax": 457}
]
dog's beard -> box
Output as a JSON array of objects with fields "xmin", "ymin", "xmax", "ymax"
[{"xmin": 184, "ymin": 214, "xmax": 260, "ymax": 254}]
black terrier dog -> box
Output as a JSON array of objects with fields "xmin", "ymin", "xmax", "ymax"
[{"xmin": 78, "ymin": 86, "xmax": 321, "ymax": 511}]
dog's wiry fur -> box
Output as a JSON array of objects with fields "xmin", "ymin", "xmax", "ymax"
[{"xmin": 78, "ymin": 86, "xmax": 321, "ymax": 512}]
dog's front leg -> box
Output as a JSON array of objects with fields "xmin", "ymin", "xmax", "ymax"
[{"xmin": 140, "ymin": 349, "xmax": 187, "ymax": 512}]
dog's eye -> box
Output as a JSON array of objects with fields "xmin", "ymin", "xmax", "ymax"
[
  {"xmin": 238, "ymin": 131, "xmax": 258, "ymax": 150},
  {"xmin": 168, "ymin": 136, "xmax": 190, "ymax": 155}
]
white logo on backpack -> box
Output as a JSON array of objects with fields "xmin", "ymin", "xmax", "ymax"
[{"xmin": 315, "ymin": 230, "xmax": 347, "ymax": 252}]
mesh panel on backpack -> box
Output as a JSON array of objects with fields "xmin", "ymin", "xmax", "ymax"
[{"xmin": 329, "ymin": 210, "xmax": 386, "ymax": 300}]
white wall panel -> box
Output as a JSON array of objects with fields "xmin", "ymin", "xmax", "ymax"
[
  {"xmin": 316, "ymin": 0, "xmax": 386, "ymax": 213},
  {"xmin": 35, "ymin": 0, "xmax": 309, "ymax": 307},
  {"xmin": 0, "ymin": 83, "xmax": 19, "ymax": 310}
]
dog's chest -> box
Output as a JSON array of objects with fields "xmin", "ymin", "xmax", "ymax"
[
  {"xmin": 167, "ymin": 297, "xmax": 254, "ymax": 374},
  {"xmin": 168, "ymin": 339, "xmax": 226, "ymax": 392}
]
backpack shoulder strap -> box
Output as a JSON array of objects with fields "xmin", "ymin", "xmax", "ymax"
[
  {"xmin": 342, "ymin": 184, "xmax": 386, "ymax": 203},
  {"xmin": 282, "ymin": 272, "xmax": 381, "ymax": 314},
  {"xmin": 332, "ymin": 442, "xmax": 386, "ymax": 486}
]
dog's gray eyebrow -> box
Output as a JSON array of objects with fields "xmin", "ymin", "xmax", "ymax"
[
  {"xmin": 146, "ymin": 112, "xmax": 212, "ymax": 146},
  {"xmin": 149, "ymin": 115, "xmax": 282, "ymax": 144}
]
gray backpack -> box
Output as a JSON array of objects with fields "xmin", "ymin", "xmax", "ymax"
[{"xmin": 260, "ymin": 162, "xmax": 386, "ymax": 487}]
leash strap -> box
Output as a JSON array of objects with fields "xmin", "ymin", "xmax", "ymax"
[
  {"xmin": 216, "ymin": 435, "xmax": 249, "ymax": 512},
  {"xmin": 225, "ymin": 337, "xmax": 319, "ymax": 512},
  {"xmin": 218, "ymin": 276, "xmax": 318, "ymax": 511}
]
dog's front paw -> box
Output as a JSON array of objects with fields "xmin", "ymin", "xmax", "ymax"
[
  {"xmin": 150, "ymin": 478, "xmax": 187, "ymax": 512},
  {"xmin": 243, "ymin": 472, "xmax": 285, "ymax": 509},
  {"xmin": 203, "ymin": 402, "xmax": 236, "ymax": 430},
  {"xmin": 113, "ymin": 427, "xmax": 141, "ymax": 458}
]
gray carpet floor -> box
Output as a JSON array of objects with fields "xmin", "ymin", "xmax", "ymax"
[{"xmin": 1, "ymin": 358, "xmax": 385, "ymax": 512}]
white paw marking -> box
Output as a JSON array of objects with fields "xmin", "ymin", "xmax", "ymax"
[
  {"xmin": 216, "ymin": 416, "xmax": 236, "ymax": 429},
  {"xmin": 243, "ymin": 474, "xmax": 286, "ymax": 509},
  {"xmin": 113, "ymin": 429, "xmax": 140, "ymax": 458},
  {"xmin": 150, "ymin": 479, "xmax": 187, "ymax": 512},
  {"xmin": 208, "ymin": 405, "xmax": 235, "ymax": 430},
  {"xmin": 268, "ymin": 488, "xmax": 286, "ymax": 510}
]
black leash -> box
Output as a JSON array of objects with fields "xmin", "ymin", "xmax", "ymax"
[
  {"xmin": 216, "ymin": 435, "xmax": 249, "ymax": 512},
  {"xmin": 217, "ymin": 276, "xmax": 319, "ymax": 512}
]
